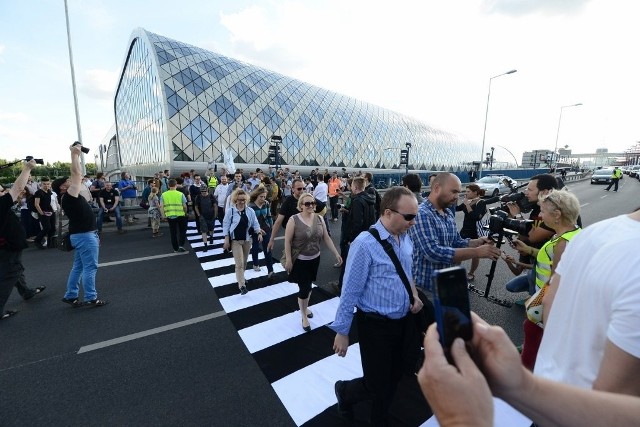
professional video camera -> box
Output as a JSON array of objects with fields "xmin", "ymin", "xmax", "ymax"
[
  {"xmin": 25, "ymin": 156, "xmax": 44, "ymax": 165},
  {"xmin": 491, "ymin": 180, "xmax": 532, "ymax": 214},
  {"xmin": 72, "ymin": 141, "xmax": 90, "ymax": 154},
  {"xmin": 487, "ymin": 209, "xmax": 533, "ymax": 236}
]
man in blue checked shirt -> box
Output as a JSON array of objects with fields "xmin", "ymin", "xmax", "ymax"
[
  {"xmin": 409, "ymin": 173, "xmax": 500, "ymax": 292},
  {"xmin": 331, "ymin": 186, "xmax": 424, "ymax": 426}
]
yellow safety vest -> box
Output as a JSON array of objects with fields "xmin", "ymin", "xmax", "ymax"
[
  {"xmin": 162, "ymin": 189, "xmax": 185, "ymax": 218},
  {"xmin": 208, "ymin": 175, "xmax": 218, "ymax": 189},
  {"xmin": 535, "ymin": 228, "xmax": 581, "ymax": 289}
]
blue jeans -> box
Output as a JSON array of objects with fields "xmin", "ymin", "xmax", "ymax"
[
  {"xmin": 97, "ymin": 205, "xmax": 123, "ymax": 231},
  {"xmin": 64, "ymin": 231, "xmax": 99, "ymax": 302},
  {"xmin": 505, "ymin": 268, "xmax": 535, "ymax": 295},
  {"xmin": 251, "ymin": 229, "xmax": 273, "ymax": 273}
]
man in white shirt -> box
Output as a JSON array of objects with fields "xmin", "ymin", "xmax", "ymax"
[
  {"xmin": 535, "ymin": 209, "xmax": 640, "ymax": 396},
  {"xmin": 214, "ymin": 175, "xmax": 230, "ymax": 224},
  {"xmin": 312, "ymin": 177, "xmax": 327, "ymax": 203}
]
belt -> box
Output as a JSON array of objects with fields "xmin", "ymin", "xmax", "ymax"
[{"xmin": 356, "ymin": 309, "xmax": 405, "ymax": 322}]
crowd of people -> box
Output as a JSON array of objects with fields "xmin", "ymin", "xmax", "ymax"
[{"xmin": 2, "ymin": 158, "xmax": 638, "ymax": 426}]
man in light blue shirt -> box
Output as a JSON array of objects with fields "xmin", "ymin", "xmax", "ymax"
[{"xmin": 331, "ymin": 186, "xmax": 424, "ymax": 425}]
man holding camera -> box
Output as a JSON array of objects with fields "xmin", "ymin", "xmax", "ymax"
[
  {"xmin": 409, "ymin": 173, "xmax": 500, "ymax": 292},
  {"xmin": 0, "ymin": 160, "xmax": 48, "ymax": 321},
  {"xmin": 52, "ymin": 143, "xmax": 108, "ymax": 307}
]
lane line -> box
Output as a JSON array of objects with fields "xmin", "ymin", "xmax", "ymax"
[
  {"xmin": 77, "ymin": 311, "xmax": 226, "ymax": 354},
  {"xmin": 580, "ymin": 202, "xmax": 590, "ymax": 207},
  {"xmin": 98, "ymin": 251, "xmax": 188, "ymax": 267}
]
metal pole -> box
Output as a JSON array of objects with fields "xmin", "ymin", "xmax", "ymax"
[
  {"xmin": 553, "ymin": 103, "xmax": 582, "ymax": 170},
  {"xmin": 478, "ymin": 69, "xmax": 517, "ymax": 179},
  {"xmin": 64, "ymin": 0, "xmax": 85, "ymax": 174}
]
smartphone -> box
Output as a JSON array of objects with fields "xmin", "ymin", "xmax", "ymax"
[{"xmin": 434, "ymin": 266, "xmax": 473, "ymax": 361}]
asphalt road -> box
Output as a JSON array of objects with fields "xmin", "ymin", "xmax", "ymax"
[{"xmin": 1, "ymin": 175, "xmax": 637, "ymax": 426}]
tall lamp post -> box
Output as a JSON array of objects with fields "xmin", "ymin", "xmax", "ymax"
[
  {"xmin": 478, "ymin": 69, "xmax": 517, "ymax": 179},
  {"xmin": 553, "ymin": 103, "xmax": 582, "ymax": 170}
]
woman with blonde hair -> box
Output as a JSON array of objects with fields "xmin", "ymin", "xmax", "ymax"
[
  {"xmin": 223, "ymin": 189, "xmax": 262, "ymax": 295},
  {"xmin": 284, "ymin": 193, "xmax": 342, "ymax": 332}
]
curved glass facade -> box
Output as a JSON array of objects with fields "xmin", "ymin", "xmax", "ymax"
[{"xmin": 114, "ymin": 29, "xmax": 479, "ymax": 175}]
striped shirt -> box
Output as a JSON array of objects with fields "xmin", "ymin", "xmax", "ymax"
[
  {"xmin": 330, "ymin": 220, "xmax": 413, "ymax": 336},
  {"xmin": 409, "ymin": 199, "xmax": 469, "ymax": 291}
]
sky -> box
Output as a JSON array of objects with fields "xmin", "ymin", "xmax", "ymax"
[{"xmin": 1, "ymin": 0, "xmax": 639, "ymax": 167}]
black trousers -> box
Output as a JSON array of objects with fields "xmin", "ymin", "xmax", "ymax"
[
  {"xmin": 35, "ymin": 213, "xmax": 56, "ymax": 247},
  {"xmin": 606, "ymin": 178, "xmax": 619, "ymax": 191},
  {"xmin": 342, "ymin": 310, "xmax": 417, "ymax": 426},
  {"xmin": 0, "ymin": 249, "xmax": 34, "ymax": 313},
  {"xmin": 167, "ymin": 216, "xmax": 187, "ymax": 251},
  {"xmin": 329, "ymin": 196, "xmax": 339, "ymax": 220}
]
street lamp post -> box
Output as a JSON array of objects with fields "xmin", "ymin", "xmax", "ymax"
[
  {"xmin": 478, "ymin": 69, "xmax": 517, "ymax": 179},
  {"xmin": 553, "ymin": 103, "xmax": 582, "ymax": 170}
]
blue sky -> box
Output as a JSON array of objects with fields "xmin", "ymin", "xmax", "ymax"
[{"xmin": 1, "ymin": 0, "xmax": 639, "ymax": 165}]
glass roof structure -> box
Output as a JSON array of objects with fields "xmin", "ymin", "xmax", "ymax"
[{"xmin": 114, "ymin": 28, "xmax": 479, "ymax": 176}]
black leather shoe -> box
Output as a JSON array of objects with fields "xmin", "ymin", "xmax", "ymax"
[
  {"xmin": 334, "ymin": 381, "xmax": 354, "ymax": 419},
  {"xmin": 302, "ymin": 318, "xmax": 311, "ymax": 332}
]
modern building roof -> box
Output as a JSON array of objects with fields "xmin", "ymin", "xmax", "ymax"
[{"xmin": 112, "ymin": 28, "xmax": 479, "ymax": 176}]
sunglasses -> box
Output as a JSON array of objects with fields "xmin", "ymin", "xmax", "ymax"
[
  {"xmin": 389, "ymin": 209, "xmax": 416, "ymax": 221},
  {"xmin": 294, "ymin": 187, "xmax": 304, "ymax": 191},
  {"xmin": 302, "ymin": 201, "xmax": 316, "ymax": 207}
]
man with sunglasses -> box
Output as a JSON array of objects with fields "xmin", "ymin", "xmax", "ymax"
[
  {"xmin": 267, "ymin": 178, "xmax": 305, "ymax": 252},
  {"xmin": 409, "ymin": 173, "xmax": 500, "ymax": 292}
]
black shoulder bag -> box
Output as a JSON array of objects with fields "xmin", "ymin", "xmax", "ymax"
[{"xmin": 368, "ymin": 228, "xmax": 435, "ymax": 372}]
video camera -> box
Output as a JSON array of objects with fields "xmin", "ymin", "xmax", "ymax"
[
  {"xmin": 488, "ymin": 209, "xmax": 533, "ymax": 236},
  {"xmin": 72, "ymin": 141, "xmax": 90, "ymax": 154},
  {"xmin": 495, "ymin": 181, "xmax": 532, "ymax": 214},
  {"xmin": 25, "ymin": 156, "xmax": 44, "ymax": 165}
]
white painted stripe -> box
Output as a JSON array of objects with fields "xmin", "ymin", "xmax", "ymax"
[
  {"xmin": 187, "ymin": 231, "xmax": 224, "ymax": 241},
  {"xmin": 98, "ymin": 251, "xmax": 188, "ymax": 267},
  {"xmin": 272, "ymin": 343, "xmax": 363, "ymax": 426},
  {"xmin": 208, "ymin": 263, "xmax": 286, "ymax": 287},
  {"xmin": 77, "ymin": 311, "xmax": 226, "ymax": 353},
  {"xmin": 421, "ymin": 399, "xmax": 531, "ymax": 426},
  {"xmin": 200, "ymin": 253, "xmax": 265, "ymax": 270},
  {"xmin": 239, "ymin": 297, "xmax": 340, "ymax": 353},
  {"xmin": 218, "ymin": 282, "xmax": 318, "ymax": 313},
  {"xmin": 580, "ymin": 202, "xmax": 590, "ymax": 207}
]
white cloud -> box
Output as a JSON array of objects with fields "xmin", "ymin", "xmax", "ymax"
[{"xmin": 79, "ymin": 68, "xmax": 119, "ymax": 100}]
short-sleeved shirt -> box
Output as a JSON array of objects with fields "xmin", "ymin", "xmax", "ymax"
[
  {"xmin": 279, "ymin": 196, "xmax": 300, "ymax": 228},
  {"xmin": 34, "ymin": 189, "xmax": 53, "ymax": 213},
  {"xmin": 99, "ymin": 188, "xmax": 120, "ymax": 207},
  {"xmin": 61, "ymin": 193, "xmax": 97, "ymax": 234},
  {"xmin": 0, "ymin": 193, "xmax": 27, "ymax": 251},
  {"xmin": 195, "ymin": 194, "xmax": 216, "ymax": 220}
]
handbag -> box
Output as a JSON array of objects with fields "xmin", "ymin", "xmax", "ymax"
[
  {"xmin": 368, "ymin": 228, "xmax": 435, "ymax": 372},
  {"xmin": 139, "ymin": 200, "xmax": 149, "ymax": 209},
  {"xmin": 475, "ymin": 201, "xmax": 490, "ymax": 237}
]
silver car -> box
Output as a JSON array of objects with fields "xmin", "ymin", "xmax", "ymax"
[
  {"xmin": 590, "ymin": 169, "xmax": 613, "ymax": 184},
  {"xmin": 475, "ymin": 175, "xmax": 518, "ymax": 197}
]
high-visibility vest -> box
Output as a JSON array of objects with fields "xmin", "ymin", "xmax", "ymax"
[
  {"xmin": 162, "ymin": 190, "xmax": 185, "ymax": 217},
  {"xmin": 612, "ymin": 169, "xmax": 622, "ymax": 179},
  {"xmin": 535, "ymin": 228, "xmax": 581, "ymax": 289},
  {"xmin": 208, "ymin": 175, "xmax": 218, "ymax": 189}
]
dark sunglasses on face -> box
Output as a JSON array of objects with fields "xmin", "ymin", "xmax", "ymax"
[
  {"xmin": 294, "ymin": 187, "xmax": 304, "ymax": 191},
  {"xmin": 389, "ymin": 209, "xmax": 416, "ymax": 221},
  {"xmin": 303, "ymin": 201, "xmax": 316, "ymax": 207}
]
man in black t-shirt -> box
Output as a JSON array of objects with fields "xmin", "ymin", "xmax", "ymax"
[
  {"xmin": 97, "ymin": 181, "xmax": 124, "ymax": 233},
  {"xmin": 266, "ymin": 178, "xmax": 305, "ymax": 252},
  {"xmin": 0, "ymin": 160, "xmax": 47, "ymax": 321},
  {"xmin": 52, "ymin": 143, "xmax": 108, "ymax": 308},
  {"xmin": 33, "ymin": 177, "xmax": 56, "ymax": 249}
]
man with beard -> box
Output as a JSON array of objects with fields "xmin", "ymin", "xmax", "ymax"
[{"xmin": 409, "ymin": 173, "xmax": 500, "ymax": 292}]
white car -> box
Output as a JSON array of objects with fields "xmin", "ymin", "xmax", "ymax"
[{"xmin": 475, "ymin": 175, "xmax": 518, "ymax": 197}]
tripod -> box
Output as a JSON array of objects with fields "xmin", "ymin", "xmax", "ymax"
[{"xmin": 468, "ymin": 227, "xmax": 517, "ymax": 308}]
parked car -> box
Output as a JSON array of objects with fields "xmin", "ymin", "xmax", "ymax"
[
  {"xmin": 628, "ymin": 165, "xmax": 640, "ymax": 178},
  {"xmin": 591, "ymin": 169, "xmax": 613, "ymax": 185},
  {"xmin": 475, "ymin": 175, "xmax": 518, "ymax": 197}
]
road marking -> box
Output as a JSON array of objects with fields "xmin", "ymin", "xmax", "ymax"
[
  {"xmin": 77, "ymin": 311, "xmax": 226, "ymax": 354},
  {"xmin": 98, "ymin": 251, "xmax": 188, "ymax": 267},
  {"xmin": 580, "ymin": 203, "xmax": 590, "ymax": 207},
  {"xmin": 601, "ymin": 195, "xmax": 608, "ymax": 199}
]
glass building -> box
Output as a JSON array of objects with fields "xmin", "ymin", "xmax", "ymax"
[{"xmin": 111, "ymin": 28, "xmax": 479, "ymax": 178}]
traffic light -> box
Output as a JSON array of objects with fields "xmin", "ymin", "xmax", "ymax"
[
  {"xmin": 400, "ymin": 149, "xmax": 409, "ymax": 165},
  {"xmin": 269, "ymin": 135, "xmax": 282, "ymax": 170}
]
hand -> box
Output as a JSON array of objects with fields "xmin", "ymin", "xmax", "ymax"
[
  {"xmin": 257, "ymin": 234, "xmax": 263, "ymax": 242},
  {"xmin": 333, "ymin": 334, "xmax": 349, "ymax": 357},
  {"xmin": 334, "ymin": 255, "xmax": 343, "ymax": 267},
  {"xmin": 469, "ymin": 313, "xmax": 528, "ymax": 400},
  {"xmin": 506, "ymin": 202, "xmax": 521, "ymax": 217},
  {"xmin": 223, "ymin": 240, "xmax": 230, "ymax": 252},
  {"xmin": 70, "ymin": 144, "xmax": 82, "ymax": 153},
  {"xmin": 476, "ymin": 244, "xmax": 501, "ymax": 260},
  {"xmin": 267, "ymin": 238, "xmax": 275, "ymax": 252},
  {"xmin": 410, "ymin": 296, "xmax": 424, "ymax": 314},
  {"xmin": 285, "ymin": 260, "xmax": 293, "ymax": 273},
  {"xmin": 43, "ymin": 211, "xmax": 52, "ymax": 217},
  {"xmin": 512, "ymin": 239, "xmax": 530, "ymax": 256},
  {"xmin": 25, "ymin": 160, "xmax": 37, "ymax": 170},
  {"xmin": 418, "ymin": 323, "xmax": 493, "ymax": 427}
]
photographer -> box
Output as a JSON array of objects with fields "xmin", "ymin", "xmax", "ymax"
[
  {"xmin": 53, "ymin": 143, "xmax": 108, "ymax": 307},
  {"xmin": 0, "ymin": 160, "xmax": 48, "ymax": 321}
]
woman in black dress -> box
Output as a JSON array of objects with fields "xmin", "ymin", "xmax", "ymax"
[{"xmin": 456, "ymin": 184, "xmax": 488, "ymax": 281}]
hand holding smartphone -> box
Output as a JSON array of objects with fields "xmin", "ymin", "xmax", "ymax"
[{"xmin": 434, "ymin": 266, "xmax": 473, "ymax": 364}]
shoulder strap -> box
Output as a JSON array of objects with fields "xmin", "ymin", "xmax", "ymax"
[{"xmin": 368, "ymin": 228, "xmax": 414, "ymax": 305}]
